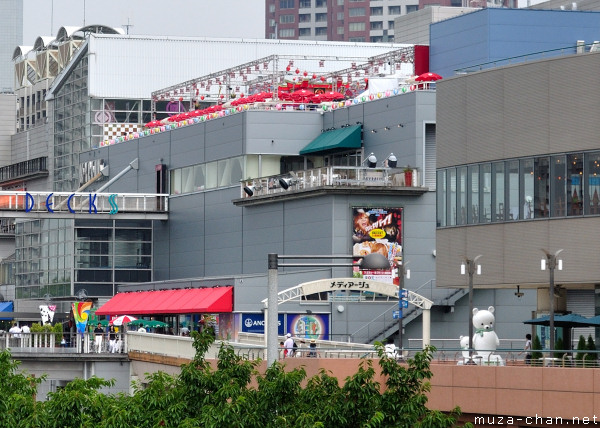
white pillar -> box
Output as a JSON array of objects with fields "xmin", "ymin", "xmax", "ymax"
[{"xmin": 422, "ymin": 307, "xmax": 431, "ymax": 349}]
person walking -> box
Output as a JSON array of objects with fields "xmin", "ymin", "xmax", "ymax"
[
  {"xmin": 520, "ymin": 333, "xmax": 532, "ymax": 364},
  {"xmin": 108, "ymin": 326, "xmax": 117, "ymax": 353}
]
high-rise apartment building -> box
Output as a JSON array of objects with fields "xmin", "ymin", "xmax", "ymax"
[
  {"xmin": 0, "ymin": 0, "xmax": 23, "ymax": 92},
  {"xmin": 265, "ymin": 0, "xmax": 416, "ymax": 42}
]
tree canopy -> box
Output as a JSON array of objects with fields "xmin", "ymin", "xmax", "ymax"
[{"xmin": 0, "ymin": 331, "xmax": 470, "ymax": 427}]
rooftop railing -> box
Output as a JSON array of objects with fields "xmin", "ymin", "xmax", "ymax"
[{"xmin": 240, "ymin": 165, "xmax": 421, "ymax": 199}]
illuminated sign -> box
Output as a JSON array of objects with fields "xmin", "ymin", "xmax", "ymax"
[{"xmin": 25, "ymin": 193, "xmax": 119, "ymax": 214}]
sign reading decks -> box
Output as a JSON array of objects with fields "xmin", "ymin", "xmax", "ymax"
[
  {"xmin": 0, "ymin": 191, "xmax": 168, "ymax": 216},
  {"xmin": 301, "ymin": 278, "xmax": 399, "ymax": 301}
]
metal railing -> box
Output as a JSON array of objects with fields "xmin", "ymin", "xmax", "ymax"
[
  {"xmin": 240, "ymin": 166, "xmax": 421, "ymax": 199},
  {"xmin": 0, "ymin": 157, "xmax": 47, "ymax": 184}
]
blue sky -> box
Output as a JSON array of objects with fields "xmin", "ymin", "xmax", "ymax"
[{"xmin": 23, "ymin": 0, "xmax": 265, "ymax": 44}]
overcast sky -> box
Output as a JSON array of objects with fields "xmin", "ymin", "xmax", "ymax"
[{"xmin": 23, "ymin": 0, "xmax": 265, "ymax": 44}]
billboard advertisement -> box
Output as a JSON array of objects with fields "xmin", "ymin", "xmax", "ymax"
[
  {"xmin": 352, "ymin": 207, "xmax": 403, "ymax": 283},
  {"xmin": 241, "ymin": 313, "xmax": 285, "ymax": 335},
  {"xmin": 287, "ymin": 313, "xmax": 329, "ymax": 340}
]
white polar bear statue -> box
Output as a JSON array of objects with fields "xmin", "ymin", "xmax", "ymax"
[
  {"xmin": 458, "ymin": 335, "xmax": 470, "ymax": 364},
  {"xmin": 471, "ymin": 306, "xmax": 504, "ymax": 366}
]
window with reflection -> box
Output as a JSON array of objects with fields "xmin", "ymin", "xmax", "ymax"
[
  {"xmin": 521, "ymin": 159, "xmax": 534, "ymax": 219},
  {"xmin": 551, "ymin": 155, "xmax": 566, "ymax": 217},
  {"xmin": 468, "ymin": 165, "xmax": 479, "ymax": 224},
  {"xmin": 507, "ymin": 160, "xmax": 519, "ymax": 220},
  {"xmin": 480, "ymin": 164, "xmax": 491, "ymax": 223},
  {"xmin": 492, "ymin": 162, "xmax": 505, "ymax": 222},
  {"xmin": 457, "ymin": 166, "xmax": 467, "ymax": 225},
  {"xmin": 447, "ymin": 169, "xmax": 456, "ymax": 226},
  {"xmin": 436, "ymin": 170, "xmax": 446, "ymax": 227},
  {"xmin": 567, "ymin": 153, "xmax": 583, "ymax": 216},
  {"xmin": 534, "ymin": 157, "xmax": 550, "ymax": 218},
  {"xmin": 585, "ymin": 152, "xmax": 600, "ymax": 215}
]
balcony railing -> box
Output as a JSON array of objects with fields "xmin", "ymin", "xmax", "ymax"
[
  {"xmin": 239, "ymin": 166, "xmax": 421, "ymax": 199},
  {"xmin": 0, "ymin": 157, "xmax": 48, "ymax": 185}
]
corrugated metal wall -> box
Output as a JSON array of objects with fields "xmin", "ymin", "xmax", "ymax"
[
  {"xmin": 437, "ymin": 52, "xmax": 600, "ymax": 168},
  {"xmin": 87, "ymin": 35, "xmax": 411, "ymax": 99}
]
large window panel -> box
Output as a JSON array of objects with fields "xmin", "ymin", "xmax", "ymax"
[
  {"xmin": 521, "ymin": 159, "xmax": 534, "ymax": 219},
  {"xmin": 447, "ymin": 168, "xmax": 456, "ymax": 226},
  {"xmin": 507, "ymin": 160, "xmax": 519, "ymax": 220},
  {"xmin": 436, "ymin": 170, "xmax": 446, "ymax": 227},
  {"xmin": 585, "ymin": 152, "xmax": 600, "ymax": 215},
  {"xmin": 534, "ymin": 157, "xmax": 550, "ymax": 218},
  {"xmin": 457, "ymin": 166, "xmax": 467, "ymax": 225},
  {"xmin": 567, "ymin": 153, "xmax": 583, "ymax": 216},
  {"xmin": 480, "ymin": 164, "xmax": 491, "ymax": 223},
  {"xmin": 468, "ymin": 165, "xmax": 479, "ymax": 224},
  {"xmin": 551, "ymin": 155, "xmax": 567, "ymax": 217},
  {"xmin": 492, "ymin": 162, "xmax": 505, "ymax": 222}
]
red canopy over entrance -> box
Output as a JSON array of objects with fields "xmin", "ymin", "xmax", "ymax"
[{"xmin": 95, "ymin": 286, "xmax": 233, "ymax": 316}]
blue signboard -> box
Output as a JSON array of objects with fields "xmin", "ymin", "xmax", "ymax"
[
  {"xmin": 393, "ymin": 310, "xmax": 403, "ymax": 319},
  {"xmin": 241, "ymin": 313, "xmax": 284, "ymax": 335}
]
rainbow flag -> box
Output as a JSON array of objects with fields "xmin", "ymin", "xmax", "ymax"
[{"xmin": 72, "ymin": 302, "xmax": 92, "ymax": 334}]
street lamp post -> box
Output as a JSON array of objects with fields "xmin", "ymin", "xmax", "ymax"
[
  {"xmin": 541, "ymin": 248, "xmax": 563, "ymax": 353},
  {"xmin": 396, "ymin": 261, "xmax": 410, "ymax": 350},
  {"xmin": 461, "ymin": 255, "xmax": 482, "ymax": 358}
]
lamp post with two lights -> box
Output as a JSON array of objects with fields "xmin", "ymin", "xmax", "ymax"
[
  {"xmin": 540, "ymin": 248, "xmax": 563, "ymax": 353},
  {"xmin": 461, "ymin": 255, "xmax": 482, "ymax": 358}
]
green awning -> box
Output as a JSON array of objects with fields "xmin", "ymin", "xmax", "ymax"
[{"xmin": 299, "ymin": 124, "xmax": 362, "ymax": 155}]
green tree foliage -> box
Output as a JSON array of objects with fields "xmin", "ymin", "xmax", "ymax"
[
  {"xmin": 531, "ymin": 335, "xmax": 543, "ymax": 365},
  {"xmin": 0, "ymin": 332, "xmax": 472, "ymax": 427},
  {"xmin": 554, "ymin": 337, "xmax": 565, "ymax": 360},
  {"xmin": 585, "ymin": 335, "xmax": 596, "ymax": 363},
  {"xmin": 576, "ymin": 335, "xmax": 587, "ymax": 363}
]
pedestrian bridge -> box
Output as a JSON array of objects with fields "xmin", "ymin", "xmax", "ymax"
[{"xmin": 0, "ymin": 191, "xmax": 168, "ymax": 220}]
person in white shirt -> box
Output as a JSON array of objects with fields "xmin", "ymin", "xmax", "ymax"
[
  {"xmin": 385, "ymin": 338, "xmax": 398, "ymax": 359},
  {"xmin": 284, "ymin": 333, "xmax": 295, "ymax": 357},
  {"xmin": 9, "ymin": 323, "xmax": 21, "ymax": 338},
  {"xmin": 20, "ymin": 324, "xmax": 30, "ymax": 347}
]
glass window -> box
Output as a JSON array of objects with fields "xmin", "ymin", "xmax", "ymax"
[
  {"xmin": 194, "ymin": 164, "xmax": 206, "ymax": 191},
  {"xmin": 171, "ymin": 169, "xmax": 181, "ymax": 194},
  {"xmin": 280, "ymin": 14, "xmax": 295, "ymax": 23},
  {"xmin": 337, "ymin": 0, "xmax": 344, "ymax": 4},
  {"xmin": 406, "ymin": 5, "xmax": 418, "ymax": 13},
  {"xmin": 349, "ymin": 7, "xmax": 365, "ymax": 16},
  {"xmin": 349, "ymin": 22, "xmax": 365, "ymax": 31},
  {"xmin": 492, "ymin": 162, "xmax": 505, "ymax": 222},
  {"xmin": 388, "ymin": 5, "xmax": 401, "ymax": 13},
  {"xmin": 316, "ymin": 0, "xmax": 326, "ymax": 6},
  {"xmin": 300, "ymin": 28, "xmax": 312, "ymax": 36},
  {"xmin": 316, "ymin": 13, "xmax": 328, "ymax": 21},
  {"xmin": 300, "ymin": 0, "xmax": 311, "ymax": 7},
  {"xmin": 534, "ymin": 157, "xmax": 550, "ymax": 218},
  {"xmin": 480, "ymin": 164, "xmax": 491, "ymax": 223},
  {"xmin": 337, "ymin": 12, "xmax": 344, "ymax": 20},
  {"xmin": 205, "ymin": 162, "xmax": 218, "ymax": 189},
  {"xmin": 279, "ymin": 28, "xmax": 295, "ymax": 37},
  {"xmin": 551, "ymin": 155, "xmax": 567, "ymax": 217},
  {"xmin": 457, "ymin": 166, "xmax": 467, "ymax": 225},
  {"xmin": 181, "ymin": 166, "xmax": 195, "ymax": 194},
  {"xmin": 370, "ymin": 7, "xmax": 383, "ymax": 15},
  {"xmin": 279, "ymin": 0, "xmax": 295, "ymax": 8},
  {"xmin": 521, "ymin": 159, "xmax": 534, "ymax": 219},
  {"xmin": 585, "ymin": 152, "xmax": 600, "ymax": 215},
  {"xmin": 447, "ymin": 168, "xmax": 456, "ymax": 226},
  {"xmin": 388, "ymin": 20, "xmax": 395, "ymax": 29},
  {"xmin": 299, "ymin": 13, "xmax": 311, "ymax": 22},
  {"xmin": 567, "ymin": 153, "xmax": 583, "ymax": 216},
  {"xmin": 437, "ymin": 170, "xmax": 446, "ymax": 227},
  {"xmin": 506, "ymin": 160, "xmax": 519, "ymax": 220},
  {"xmin": 468, "ymin": 165, "xmax": 479, "ymax": 224},
  {"xmin": 370, "ymin": 21, "xmax": 383, "ymax": 30},
  {"xmin": 315, "ymin": 27, "xmax": 328, "ymax": 36}
]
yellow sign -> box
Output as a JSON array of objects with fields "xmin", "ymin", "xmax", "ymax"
[{"xmin": 369, "ymin": 228, "xmax": 386, "ymax": 239}]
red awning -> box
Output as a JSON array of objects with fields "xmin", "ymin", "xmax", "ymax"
[{"xmin": 95, "ymin": 287, "xmax": 233, "ymax": 316}]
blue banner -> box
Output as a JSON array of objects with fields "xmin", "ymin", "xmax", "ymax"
[{"xmin": 241, "ymin": 313, "xmax": 284, "ymax": 335}]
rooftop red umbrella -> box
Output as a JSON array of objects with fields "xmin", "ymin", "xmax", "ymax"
[
  {"xmin": 144, "ymin": 120, "xmax": 161, "ymax": 128},
  {"xmin": 291, "ymin": 89, "xmax": 313, "ymax": 100},
  {"xmin": 415, "ymin": 72, "xmax": 442, "ymax": 82},
  {"xmin": 322, "ymin": 91, "xmax": 345, "ymax": 101}
]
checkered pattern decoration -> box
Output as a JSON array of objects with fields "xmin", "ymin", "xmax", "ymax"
[{"xmin": 103, "ymin": 123, "xmax": 142, "ymax": 140}]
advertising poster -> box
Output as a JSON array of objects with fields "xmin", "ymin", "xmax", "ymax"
[
  {"xmin": 241, "ymin": 313, "xmax": 285, "ymax": 336},
  {"xmin": 72, "ymin": 301, "xmax": 92, "ymax": 334},
  {"xmin": 352, "ymin": 207, "xmax": 403, "ymax": 283},
  {"xmin": 287, "ymin": 313, "xmax": 329, "ymax": 340}
]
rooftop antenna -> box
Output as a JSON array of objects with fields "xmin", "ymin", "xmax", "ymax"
[
  {"xmin": 83, "ymin": 0, "xmax": 86, "ymax": 26},
  {"xmin": 123, "ymin": 18, "xmax": 134, "ymax": 35}
]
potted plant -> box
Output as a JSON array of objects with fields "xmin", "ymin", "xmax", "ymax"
[{"xmin": 403, "ymin": 165, "xmax": 413, "ymax": 187}]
